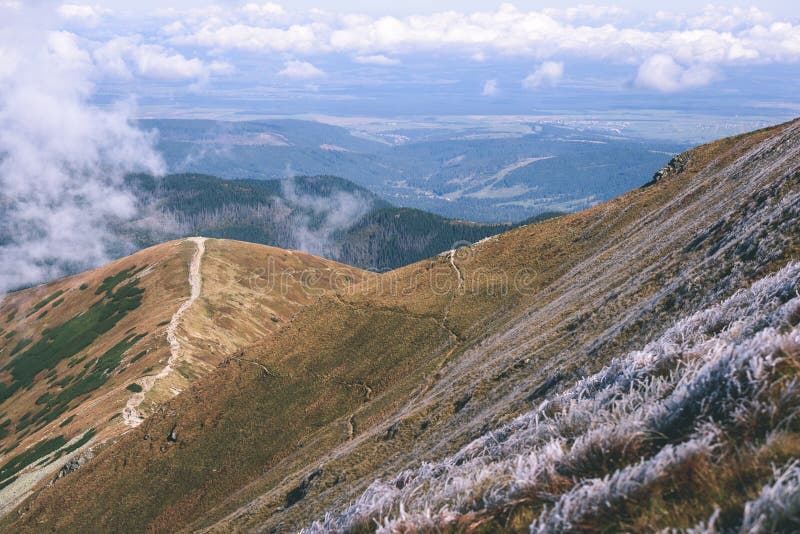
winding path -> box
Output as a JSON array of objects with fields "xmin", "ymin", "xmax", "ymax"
[
  {"xmin": 123, "ymin": 237, "xmax": 206, "ymax": 427},
  {"xmin": 441, "ymin": 248, "xmax": 464, "ymax": 327}
]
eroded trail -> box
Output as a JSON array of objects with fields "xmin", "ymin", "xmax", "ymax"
[
  {"xmin": 123, "ymin": 237, "xmax": 206, "ymax": 427},
  {"xmin": 441, "ymin": 248, "xmax": 464, "ymax": 329}
]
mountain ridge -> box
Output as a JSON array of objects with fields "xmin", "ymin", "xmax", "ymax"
[
  {"xmin": 123, "ymin": 173, "xmax": 536, "ymax": 272},
  {"xmin": 1, "ymin": 118, "xmax": 799, "ymax": 532}
]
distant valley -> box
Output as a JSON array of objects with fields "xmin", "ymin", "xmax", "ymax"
[
  {"xmin": 143, "ymin": 118, "xmax": 684, "ymax": 222},
  {"xmin": 120, "ymin": 173, "xmax": 557, "ymax": 272}
]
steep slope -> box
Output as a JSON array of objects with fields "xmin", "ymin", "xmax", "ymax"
[
  {"xmin": 0, "ymin": 239, "xmax": 370, "ymax": 514},
  {"xmin": 124, "ymin": 173, "xmax": 519, "ymax": 271},
  {"xmin": 3, "ymin": 119, "xmax": 800, "ymax": 533}
]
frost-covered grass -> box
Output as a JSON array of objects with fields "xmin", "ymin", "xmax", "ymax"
[{"xmin": 305, "ymin": 261, "xmax": 800, "ymax": 533}]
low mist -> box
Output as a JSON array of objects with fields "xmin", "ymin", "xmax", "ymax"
[
  {"xmin": 0, "ymin": 3, "xmax": 164, "ymax": 293},
  {"xmin": 280, "ymin": 177, "xmax": 373, "ymax": 259}
]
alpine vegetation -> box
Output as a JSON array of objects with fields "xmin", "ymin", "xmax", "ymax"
[{"xmin": 307, "ymin": 261, "xmax": 800, "ymax": 533}]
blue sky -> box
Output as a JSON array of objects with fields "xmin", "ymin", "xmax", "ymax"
[{"xmin": 2, "ymin": 2, "xmax": 800, "ymax": 122}]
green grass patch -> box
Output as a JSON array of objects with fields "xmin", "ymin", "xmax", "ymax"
[
  {"xmin": 126, "ymin": 383, "xmax": 143, "ymax": 393},
  {"xmin": 51, "ymin": 298, "xmax": 65, "ymax": 309},
  {"xmin": 51, "ymin": 429, "xmax": 97, "ymax": 462},
  {"xmin": 0, "ymin": 419, "xmax": 10, "ymax": 440},
  {"xmin": 53, "ymin": 375, "xmax": 74, "ymax": 388},
  {"xmin": 3, "ymin": 330, "xmax": 15, "ymax": 340},
  {"xmin": 25, "ymin": 332, "xmax": 147, "ymax": 428},
  {"xmin": 130, "ymin": 350, "xmax": 147, "ymax": 363},
  {"xmin": 0, "ymin": 475, "xmax": 18, "ymax": 491},
  {"xmin": 95, "ymin": 266, "xmax": 142, "ymax": 296},
  {"xmin": 156, "ymin": 320, "xmax": 170, "ymax": 327},
  {"xmin": 26, "ymin": 290, "xmax": 65, "ymax": 317},
  {"xmin": 59, "ymin": 415, "xmax": 75, "ymax": 428},
  {"xmin": 0, "ymin": 434, "xmax": 66, "ymax": 483},
  {"xmin": 79, "ymin": 283, "xmax": 89, "ymax": 291},
  {"xmin": 5, "ymin": 309, "xmax": 17, "ymax": 323},
  {"xmin": 1, "ymin": 270, "xmax": 146, "ymax": 403},
  {"xmin": 67, "ymin": 354, "xmax": 88, "ymax": 368},
  {"xmin": 10, "ymin": 337, "xmax": 33, "ymax": 355}
]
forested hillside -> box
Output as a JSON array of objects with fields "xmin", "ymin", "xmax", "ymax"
[{"xmin": 122, "ymin": 173, "xmax": 537, "ymax": 270}]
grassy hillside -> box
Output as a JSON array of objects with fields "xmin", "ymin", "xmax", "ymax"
[
  {"xmin": 0, "ymin": 239, "xmax": 370, "ymax": 513},
  {"xmin": 3, "ymin": 119, "xmax": 799, "ymax": 533},
  {"xmin": 123, "ymin": 173, "xmax": 522, "ymax": 271}
]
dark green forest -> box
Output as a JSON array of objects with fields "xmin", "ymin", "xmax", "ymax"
[{"xmin": 122, "ymin": 173, "xmax": 560, "ymax": 270}]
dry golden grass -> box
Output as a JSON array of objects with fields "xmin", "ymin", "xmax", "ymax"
[{"xmin": 2, "ymin": 119, "xmax": 799, "ymax": 533}]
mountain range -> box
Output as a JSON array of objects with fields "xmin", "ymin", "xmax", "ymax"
[
  {"xmin": 145, "ymin": 118, "xmax": 683, "ymax": 222},
  {"xmin": 0, "ymin": 119, "xmax": 799, "ymax": 533},
  {"xmin": 121, "ymin": 173, "xmax": 556, "ymax": 272}
]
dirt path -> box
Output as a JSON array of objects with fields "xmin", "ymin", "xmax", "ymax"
[
  {"xmin": 123, "ymin": 237, "xmax": 206, "ymax": 427},
  {"xmin": 442, "ymin": 248, "xmax": 464, "ymax": 327}
]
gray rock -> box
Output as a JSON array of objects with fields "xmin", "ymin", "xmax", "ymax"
[{"xmin": 50, "ymin": 451, "xmax": 94, "ymax": 485}]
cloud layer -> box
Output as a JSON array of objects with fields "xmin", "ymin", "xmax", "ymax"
[
  {"xmin": 0, "ymin": 3, "xmax": 164, "ymax": 292},
  {"xmin": 635, "ymin": 54, "xmax": 717, "ymax": 93},
  {"xmin": 6, "ymin": 2, "xmax": 800, "ymax": 97},
  {"xmin": 522, "ymin": 61, "xmax": 564, "ymax": 89},
  {"xmin": 148, "ymin": 2, "xmax": 800, "ymax": 92}
]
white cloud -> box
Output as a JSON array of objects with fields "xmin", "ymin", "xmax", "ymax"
[
  {"xmin": 94, "ymin": 36, "xmax": 231, "ymax": 81},
  {"xmin": 544, "ymin": 4, "xmax": 628, "ymax": 22},
  {"xmin": 57, "ymin": 4, "xmax": 109, "ymax": 27},
  {"xmin": 157, "ymin": 4, "xmax": 800, "ymax": 73},
  {"xmin": 278, "ymin": 59, "xmax": 324, "ymax": 79},
  {"xmin": 354, "ymin": 54, "xmax": 399, "ymax": 66},
  {"xmin": 686, "ymin": 5, "xmax": 772, "ymax": 32},
  {"xmin": 0, "ymin": 6, "xmax": 164, "ymax": 292},
  {"xmin": 635, "ymin": 54, "xmax": 717, "ymax": 92},
  {"xmin": 170, "ymin": 23, "xmax": 320, "ymax": 53},
  {"xmin": 241, "ymin": 2, "xmax": 285, "ymax": 18},
  {"xmin": 481, "ymin": 79, "xmax": 498, "ymax": 96},
  {"xmin": 522, "ymin": 61, "xmax": 564, "ymax": 89},
  {"xmin": 161, "ymin": 21, "xmax": 186, "ymax": 36}
]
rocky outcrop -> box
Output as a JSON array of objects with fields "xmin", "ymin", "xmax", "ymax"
[
  {"xmin": 50, "ymin": 452, "xmax": 94, "ymax": 486},
  {"xmin": 644, "ymin": 151, "xmax": 691, "ymax": 186}
]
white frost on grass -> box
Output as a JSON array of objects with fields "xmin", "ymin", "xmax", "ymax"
[{"xmin": 305, "ymin": 261, "xmax": 800, "ymax": 533}]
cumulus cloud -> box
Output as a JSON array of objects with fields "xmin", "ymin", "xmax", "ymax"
[
  {"xmin": 354, "ymin": 54, "xmax": 399, "ymax": 66},
  {"xmin": 635, "ymin": 54, "xmax": 717, "ymax": 92},
  {"xmin": 543, "ymin": 4, "xmax": 628, "ymax": 22},
  {"xmin": 686, "ymin": 5, "xmax": 772, "ymax": 32},
  {"xmin": 522, "ymin": 61, "xmax": 564, "ymax": 89},
  {"xmin": 94, "ymin": 36, "xmax": 231, "ymax": 81},
  {"xmin": 170, "ymin": 22, "xmax": 319, "ymax": 53},
  {"xmin": 57, "ymin": 3, "xmax": 108, "ymax": 27},
  {"xmin": 156, "ymin": 4, "xmax": 800, "ymax": 81},
  {"xmin": 240, "ymin": 2, "xmax": 285, "ymax": 19},
  {"xmin": 0, "ymin": 4, "xmax": 164, "ymax": 292},
  {"xmin": 278, "ymin": 60, "xmax": 324, "ymax": 79},
  {"xmin": 481, "ymin": 79, "xmax": 498, "ymax": 96}
]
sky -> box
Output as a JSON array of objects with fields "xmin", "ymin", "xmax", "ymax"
[
  {"xmin": 0, "ymin": 1, "xmax": 794, "ymax": 121},
  {"xmin": 0, "ymin": 1, "xmax": 798, "ymax": 290}
]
